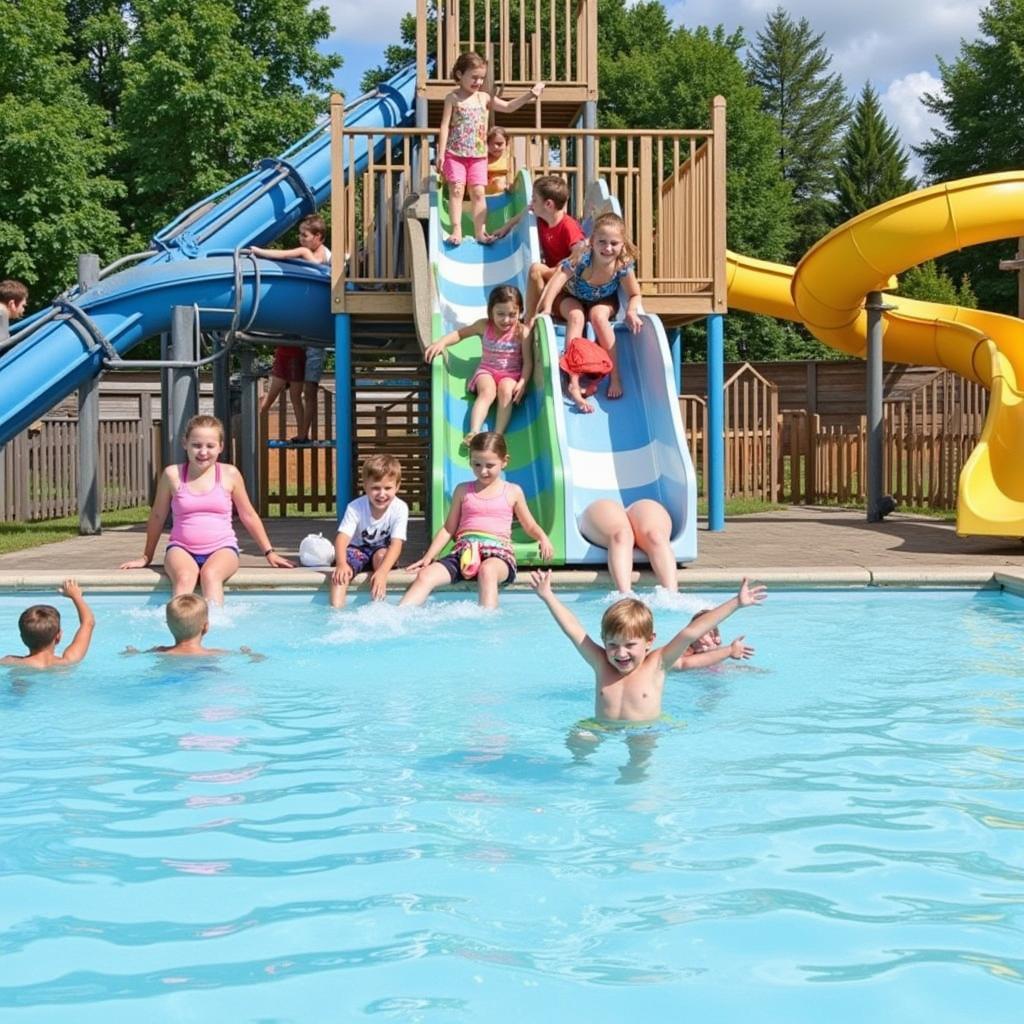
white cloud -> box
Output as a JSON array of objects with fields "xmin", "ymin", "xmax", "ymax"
[
  {"xmin": 881, "ymin": 71, "xmax": 946, "ymax": 177},
  {"xmin": 325, "ymin": 0, "xmax": 415, "ymax": 45}
]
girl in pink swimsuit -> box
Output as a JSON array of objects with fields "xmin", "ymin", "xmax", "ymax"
[
  {"xmin": 121, "ymin": 414, "xmax": 294, "ymax": 604},
  {"xmin": 424, "ymin": 285, "xmax": 532, "ymax": 445},
  {"xmin": 436, "ymin": 51, "xmax": 545, "ymax": 245},
  {"xmin": 401, "ymin": 432, "xmax": 553, "ymax": 609}
]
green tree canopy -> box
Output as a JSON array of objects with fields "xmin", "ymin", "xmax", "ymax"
[
  {"xmin": 916, "ymin": 0, "xmax": 1024, "ymax": 314},
  {"xmin": 897, "ymin": 261, "xmax": 978, "ymax": 308},
  {"xmin": 0, "ymin": 0, "xmax": 124, "ymax": 301},
  {"xmin": 833, "ymin": 83, "xmax": 915, "ymax": 222},
  {"xmin": 747, "ymin": 6, "xmax": 849, "ymax": 261}
]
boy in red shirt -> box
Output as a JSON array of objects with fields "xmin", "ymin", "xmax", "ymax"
[{"xmin": 494, "ymin": 174, "xmax": 586, "ymax": 316}]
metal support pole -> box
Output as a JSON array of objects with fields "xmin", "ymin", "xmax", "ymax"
[
  {"xmin": 335, "ymin": 313, "xmax": 353, "ymax": 509},
  {"xmin": 582, "ymin": 100, "xmax": 597, "ymax": 189},
  {"xmin": 168, "ymin": 306, "xmax": 199, "ymax": 466},
  {"xmin": 707, "ymin": 314, "xmax": 725, "ymax": 531},
  {"xmin": 238, "ymin": 349, "xmax": 260, "ymax": 507},
  {"xmin": 212, "ymin": 335, "xmax": 232, "ymax": 458},
  {"xmin": 77, "ymin": 254, "xmax": 102, "ymax": 535},
  {"xmin": 865, "ymin": 291, "xmax": 886, "ymax": 522},
  {"xmin": 669, "ymin": 327, "xmax": 682, "ymax": 396}
]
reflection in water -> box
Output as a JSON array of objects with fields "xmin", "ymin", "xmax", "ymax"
[{"xmin": 566, "ymin": 723, "xmax": 661, "ymax": 784}]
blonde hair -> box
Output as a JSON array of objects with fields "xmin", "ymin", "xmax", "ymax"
[
  {"xmin": 601, "ymin": 597, "xmax": 654, "ymax": 641},
  {"xmin": 590, "ymin": 212, "xmax": 639, "ymax": 269},
  {"xmin": 362, "ymin": 454, "xmax": 402, "ymax": 486},
  {"xmin": 184, "ymin": 414, "xmax": 224, "ymax": 443},
  {"xmin": 166, "ymin": 594, "xmax": 208, "ymax": 642}
]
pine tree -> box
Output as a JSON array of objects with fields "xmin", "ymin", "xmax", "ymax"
[
  {"xmin": 916, "ymin": 0, "xmax": 1024, "ymax": 314},
  {"xmin": 833, "ymin": 83, "xmax": 915, "ymax": 222},
  {"xmin": 747, "ymin": 6, "xmax": 849, "ymax": 260},
  {"xmin": 0, "ymin": 0, "xmax": 124, "ymax": 302}
]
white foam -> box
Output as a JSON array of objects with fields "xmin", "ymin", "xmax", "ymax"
[{"xmin": 321, "ymin": 598, "xmax": 495, "ymax": 645}]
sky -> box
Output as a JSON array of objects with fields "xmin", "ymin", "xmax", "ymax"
[{"xmin": 322, "ymin": 0, "xmax": 989, "ymax": 174}]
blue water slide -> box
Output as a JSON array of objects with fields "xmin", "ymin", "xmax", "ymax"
[{"xmin": 0, "ymin": 66, "xmax": 417, "ymax": 444}]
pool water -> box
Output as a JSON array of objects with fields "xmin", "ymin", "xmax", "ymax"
[{"xmin": 1, "ymin": 587, "xmax": 1023, "ymax": 1022}]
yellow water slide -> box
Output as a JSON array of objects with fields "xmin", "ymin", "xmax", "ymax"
[{"xmin": 725, "ymin": 172, "xmax": 1024, "ymax": 536}]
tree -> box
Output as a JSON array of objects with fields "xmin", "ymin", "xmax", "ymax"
[
  {"xmin": 747, "ymin": 6, "xmax": 849, "ymax": 261},
  {"xmin": 917, "ymin": 0, "xmax": 1024, "ymax": 314},
  {"xmin": 898, "ymin": 261, "xmax": 978, "ymax": 307},
  {"xmin": 833, "ymin": 83, "xmax": 915, "ymax": 222},
  {"xmin": 0, "ymin": 0, "xmax": 124, "ymax": 302}
]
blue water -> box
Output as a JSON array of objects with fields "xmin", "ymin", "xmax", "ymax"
[{"xmin": 1, "ymin": 587, "xmax": 1023, "ymax": 1022}]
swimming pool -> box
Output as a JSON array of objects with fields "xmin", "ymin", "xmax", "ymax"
[{"xmin": 1, "ymin": 587, "xmax": 1023, "ymax": 1021}]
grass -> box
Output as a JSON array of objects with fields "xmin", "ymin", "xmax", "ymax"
[
  {"xmin": 698, "ymin": 497, "xmax": 786, "ymax": 517},
  {"xmin": 0, "ymin": 506, "xmax": 150, "ymax": 557}
]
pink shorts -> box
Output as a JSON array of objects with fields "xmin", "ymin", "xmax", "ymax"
[
  {"xmin": 443, "ymin": 153, "xmax": 488, "ymax": 188},
  {"xmin": 469, "ymin": 367, "xmax": 521, "ymax": 392}
]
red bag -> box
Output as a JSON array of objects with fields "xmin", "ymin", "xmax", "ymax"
[{"xmin": 558, "ymin": 336, "xmax": 612, "ymax": 379}]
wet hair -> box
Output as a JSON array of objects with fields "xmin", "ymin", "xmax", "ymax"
[
  {"xmin": 487, "ymin": 126, "xmax": 509, "ymax": 144},
  {"xmin": 601, "ymin": 597, "xmax": 654, "ymax": 642},
  {"xmin": 590, "ymin": 212, "xmax": 639, "ymax": 268},
  {"xmin": 453, "ymin": 51, "xmax": 487, "ymax": 80},
  {"xmin": 0, "ymin": 280, "xmax": 28, "ymax": 305},
  {"xmin": 532, "ymin": 174, "xmax": 570, "ymax": 209},
  {"xmin": 166, "ymin": 594, "xmax": 208, "ymax": 642},
  {"xmin": 18, "ymin": 604, "xmax": 61, "ymax": 652},
  {"xmin": 362, "ymin": 454, "xmax": 402, "ymax": 486},
  {"xmin": 184, "ymin": 414, "xmax": 224, "ymax": 443},
  {"xmin": 299, "ymin": 214, "xmax": 326, "ymax": 240},
  {"xmin": 487, "ymin": 285, "xmax": 523, "ymax": 322},
  {"xmin": 469, "ymin": 430, "xmax": 507, "ymax": 460}
]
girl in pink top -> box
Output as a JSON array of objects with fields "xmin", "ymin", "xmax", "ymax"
[
  {"xmin": 436, "ymin": 51, "xmax": 544, "ymax": 245},
  {"xmin": 401, "ymin": 432, "xmax": 553, "ymax": 609},
  {"xmin": 121, "ymin": 414, "xmax": 293, "ymax": 604},
  {"xmin": 424, "ymin": 285, "xmax": 532, "ymax": 445}
]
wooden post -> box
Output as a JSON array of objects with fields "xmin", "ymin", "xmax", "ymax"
[
  {"xmin": 330, "ymin": 94, "xmax": 346, "ymax": 313},
  {"xmin": 710, "ymin": 96, "xmax": 727, "ymax": 314},
  {"xmin": 997, "ymin": 237, "xmax": 1024, "ymax": 318}
]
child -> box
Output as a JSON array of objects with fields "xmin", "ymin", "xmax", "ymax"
[
  {"xmin": 671, "ymin": 610, "xmax": 755, "ymax": 670},
  {"xmin": 401, "ymin": 432, "xmax": 553, "ymax": 609},
  {"xmin": 424, "ymin": 285, "xmax": 532, "ymax": 444},
  {"xmin": 578, "ymin": 498, "xmax": 679, "ymax": 593},
  {"xmin": 535, "ymin": 212, "xmax": 643, "ymax": 405},
  {"xmin": 493, "ymin": 175, "xmax": 587, "ymax": 317},
  {"xmin": 0, "ymin": 279, "xmax": 29, "ymax": 344},
  {"xmin": 436, "ymin": 51, "xmax": 544, "ymax": 245},
  {"xmin": 120, "ymin": 414, "xmax": 294, "ymax": 604},
  {"xmin": 485, "ymin": 126, "xmax": 511, "ymax": 194},
  {"xmin": 331, "ymin": 455, "xmax": 409, "ymax": 608},
  {"xmin": 123, "ymin": 594, "xmax": 263, "ymax": 658},
  {"xmin": 251, "ymin": 214, "xmax": 332, "ymax": 442},
  {"xmin": 529, "ymin": 570, "xmax": 766, "ymax": 722},
  {"xmin": 1, "ymin": 580, "xmax": 95, "ymax": 669}
]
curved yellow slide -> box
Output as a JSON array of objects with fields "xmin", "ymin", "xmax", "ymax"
[{"xmin": 725, "ymin": 171, "xmax": 1024, "ymax": 537}]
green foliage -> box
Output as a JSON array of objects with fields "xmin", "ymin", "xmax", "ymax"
[
  {"xmin": 897, "ymin": 261, "xmax": 978, "ymax": 307},
  {"xmin": 833, "ymin": 83, "xmax": 915, "ymax": 222},
  {"xmin": 917, "ymin": 0, "xmax": 1024, "ymax": 314},
  {"xmin": 361, "ymin": 12, "xmax": 418, "ymax": 92},
  {"xmin": 747, "ymin": 6, "xmax": 850, "ymax": 261},
  {"xmin": 0, "ymin": 0, "xmax": 124, "ymax": 301}
]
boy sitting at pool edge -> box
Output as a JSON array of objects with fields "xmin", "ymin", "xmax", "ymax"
[
  {"xmin": 529, "ymin": 571, "xmax": 766, "ymax": 722},
  {"xmin": 1, "ymin": 580, "xmax": 95, "ymax": 670}
]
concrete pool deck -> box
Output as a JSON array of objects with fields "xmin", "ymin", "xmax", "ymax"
[{"xmin": 1, "ymin": 506, "xmax": 1024, "ymax": 593}]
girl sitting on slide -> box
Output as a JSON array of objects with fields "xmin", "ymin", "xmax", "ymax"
[{"xmin": 121, "ymin": 414, "xmax": 293, "ymax": 604}]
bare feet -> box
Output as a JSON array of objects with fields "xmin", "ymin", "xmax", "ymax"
[
  {"xmin": 607, "ymin": 373, "xmax": 623, "ymax": 399},
  {"xmin": 474, "ymin": 232, "xmax": 494, "ymax": 245},
  {"xmin": 582, "ymin": 379, "xmax": 599, "ymax": 398},
  {"xmin": 446, "ymin": 232, "xmax": 463, "ymax": 246},
  {"xmin": 567, "ymin": 381, "xmax": 594, "ymax": 414}
]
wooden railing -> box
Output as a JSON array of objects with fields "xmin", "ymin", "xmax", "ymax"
[
  {"xmin": 417, "ymin": 0, "xmax": 596, "ymax": 91},
  {"xmin": 331, "ymin": 118, "xmax": 726, "ymax": 310}
]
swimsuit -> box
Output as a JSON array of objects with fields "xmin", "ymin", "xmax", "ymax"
[
  {"xmin": 559, "ymin": 250, "xmax": 632, "ymax": 314},
  {"xmin": 443, "ymin": 93, "xmax": 489, "ymax": 187},
  {"xmin": 468, "ymin": 322, "xmax": 524, "ymax": 392},
  {"xmin": 166, "ymin": 462, "xmax": 239, "ymax": 565},
  {"xmin": 485, "ymin": 151, "xmax": 510, "ymax": 194},
  {"xmin": 439, "ymin": 482, "xmax": 518, "ymax": 584}
]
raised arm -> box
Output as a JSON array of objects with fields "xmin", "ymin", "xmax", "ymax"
[
  {"xmin": 227, "ymin": 467, "xmax": 294, "ymax": 568},
  {"xmin": 672, "ymin": 637, "xmax": 754, "ymax": 671},
  {"xmin": 424, "ymin": 318, "xmax": 487, "ymax": 363},
  {"xmin": 120, "ymin": 470, "xmax": 174, "ymax": 568},
  {"xmin": 529, "ymin": 570, "xmax": 604, "ymax": 667},
  {"xmin": 510, "ymin": 484, "xmax": 552, "ymax": 561},
  {"xmin": 490, "ymin": 82, "xmax": 545, "ymax": 114},
  {"xmin": 491, "ymin": 207, "xmax": 526, "ymax": 240},
  {"xmin": 659, "ymin": 578, "xmax": 766, "ymax": 670},
  {"xmin": 59, "ymin": 579, "xmax": 95, "ymax": 665}
]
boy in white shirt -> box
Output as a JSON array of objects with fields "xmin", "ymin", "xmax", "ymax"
[{"xmin": 330, "ymin": 455, "xmax": 409, "ymax": 608}]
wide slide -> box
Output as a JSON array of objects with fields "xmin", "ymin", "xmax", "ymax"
[
  {"xmin": 726, "ymin": 171, "xmax": 1024, "ymax": 537},
  {"xmin": 0, "ymin": 65, "xmax": 417, "ymax": 445}
]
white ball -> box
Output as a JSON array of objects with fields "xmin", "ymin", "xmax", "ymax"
[{"xmin": 299, "ymin": 533, "xmax": 335, "ymax": 567}]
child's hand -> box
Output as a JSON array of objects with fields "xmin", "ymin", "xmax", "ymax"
[
  {"xmin": 406, "ymin": 557, "xmax": 431, "ymax": 573},
  {"xmin": 240, "ymin": 645, "xmax": 267, "ymax": 663},
  {"xmin": 60, "ymin": 579, "xmax": 82, "ymax": 599},
  {"xmin": 737, "ymin": 577, "xmax": 767, "ymax": 607},
  {"xmin": 267, "ymin": 551, "xmax": 295, "ymax": 569},
  {"xmin": 424, "ymin": 342, "xmax": 446, "ymax": 363},
  {"xmin": 120, "ymin": 556, "xmax": 151, "ymax": 570},
  {"xmin": 625, "ymin": 308, "xmax": 643, "ymax": 334},
  {"xmin": 369, "ymin": 569, "xmax": 389, "ymax": 600},
  {"xmin": 531, "ymin": 82, "xmax": 546, "ymax": 98},
  {"xmin": 537, "ymin": 536, "xmax": 554, "ymax": 561},
  {"xmin": 512, "ymin": 378, "xmax": 527, "ymax": 403},
  {"xmin": 728, "ymin": 637, "xmax": 755, "ymax": 660},
  {"xmin": 121, "ymin": 645, "xmax": 140, "ymax": 656},
  {"xmin": 332, "ymin": 563, "xmax": 353, "ymax": 587},
  {"xmin": 435, "ymin": 159, "xmax": 444, "ymax": 178},
  {"xmin": 529, "ymin": 568, "xmax": 553, "ymax": 597}
]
